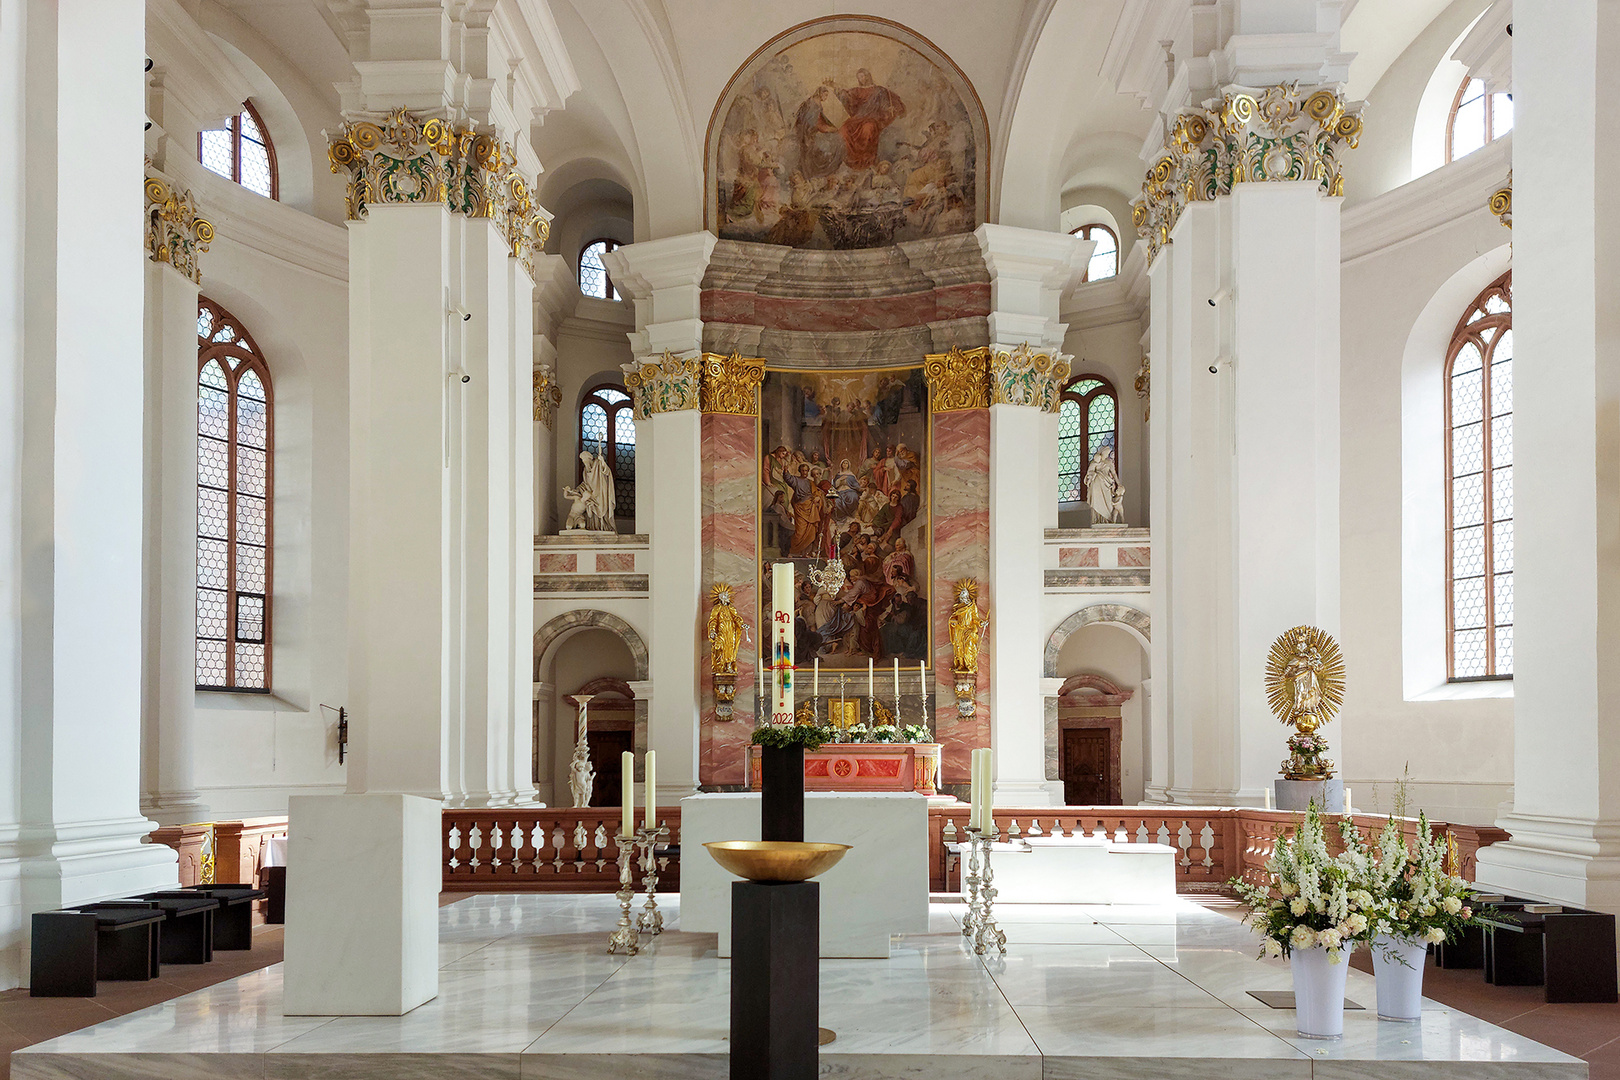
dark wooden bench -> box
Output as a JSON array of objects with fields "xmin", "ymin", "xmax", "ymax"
[
  {"xmin": 103, "ymin": 894, "xmax": 219, "ymax": 965},
  {"xmin": 1475, "ymin": 895, "xmax": 1618, "ymax": 1003},
  {"xmin": 260, "ymin": 865, "xmax": 286, "ymax": 924},
  {"xmin": 181, "ymin": 884, "xmax": 267, "ymax": 950},
  {"xmin": 31, "ymin": 905, "xmax": 164, "ymax": 996}
]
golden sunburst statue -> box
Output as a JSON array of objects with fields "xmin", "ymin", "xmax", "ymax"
[{"xmin": 1265, "ymin": 625, "xmax": 1345, "ymax": 780}]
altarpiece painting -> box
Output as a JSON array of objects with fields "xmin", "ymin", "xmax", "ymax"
[{"xmin": 759, "ymin": 367, "xmax": 929, "ymax": 669}]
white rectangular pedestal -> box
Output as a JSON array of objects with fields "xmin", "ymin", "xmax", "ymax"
[
  {"xmin": 282, "ymin": 794, "xmax": 441, "ymax": 1016},
  {"xmin": 963, "ymin": 837, "xmax": 1178, "ymax": 905},
  {"xmin": 680, "ymin": 792, "xmax": 929, "ymax": 958}
]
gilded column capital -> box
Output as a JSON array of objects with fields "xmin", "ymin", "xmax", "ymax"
[
  {"xmin": 533, "ymin": 365, "xmax": 562, "ymax": 427},
  {"xmin": 144, "ymin": 173, "xmax": 213, "ymax": 284},
  {"xmin": 622, "ymin": 351, "xmax": 704, "ymax": 418},
  {"xmin": 988, "ymin": 343, "xmax": 1071, "ymax": 412},
  {"xmin": 922, "ymin": 346, "xmax": 991, "ymax": 412},
  {"xmin": 328, "ymin": 106, "xmax": 552, "ymax": 280},
  {"xmin": 700, "ymin": 352, "xmax": 767, "ymax": 415},
  {"xmin": 1490, "ymin": 171, "xmax": 1512, "ymax": 229},
  {"xmin": 1131, "ymin": 83, "xmax": 1366, "ymax": 264}
]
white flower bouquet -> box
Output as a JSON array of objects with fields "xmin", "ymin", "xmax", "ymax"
[
  {"xmin": 1356, "ymin": 812, "xmax": 1480, "ymax": 953},
  {"xmin": 1230, "ymin": 804, "xmax": 1375, "ymax": 962}
]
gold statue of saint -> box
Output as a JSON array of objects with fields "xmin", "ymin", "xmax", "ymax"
[
  {"xmin": 1265, "ymin": 625, "xmax": 1346, "ymax": 779},
  {"xmin": 707, "ymin": 583, "xmax": 751, "ymax": 675},
  {"xmin": 948, "ymin": 578, "xmax": 988, "ymax": 675}
]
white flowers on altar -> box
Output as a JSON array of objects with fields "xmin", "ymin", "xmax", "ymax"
[{"xmin": 1230, "ymin": 804, "xmax": 1366, "ymax": 962}]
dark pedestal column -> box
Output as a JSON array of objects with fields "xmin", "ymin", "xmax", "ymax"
[
  {"xmin": 731, "ymin": 880, "xmax": 818, "ymax": 1080},
  {"xmin": 760, "ymin": 745, "xmax": 805, "ymax": 843}
]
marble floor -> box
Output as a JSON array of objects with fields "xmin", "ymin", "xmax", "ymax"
[{"xmin": 12, "ymin": 893, "xmax": 1587, "ymax": 1080}]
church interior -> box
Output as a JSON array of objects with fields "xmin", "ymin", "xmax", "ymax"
[{"xmin": 4, "ymin": 0, "xmax": 1619, "ymax": 1075}]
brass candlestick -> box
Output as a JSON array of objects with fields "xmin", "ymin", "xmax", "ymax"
[
  {"xmin": 635, "ymin": 824, "xmax": 669, "ymax": 936},
  {"xmin": 961, "ymin": 826, "xmax": 983, "ymax": 940},
  {"xmin": 608, "ymin": 835, "xmax": 641, "ymax": 956}
]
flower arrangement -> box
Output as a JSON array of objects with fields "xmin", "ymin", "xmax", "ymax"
[
  {"xmin": 868, "ymin": 725, "xmax": 899, "ymax": 743},
  {"xmin": 750, "ymin": 724, "xmax": 836, "ymax": 751},
  {"xmin": 899, "ymin": 723, "xmax": 931, "ymax": 743},
  {"xmin": 1230, "ymin": 805, "xmax": 1376, "ymax": 961},
  {"xmin": 1357, "ymin": 812, "xmax": 1480, "ymax": 951},
  {"xmin": 825, "ymin": 723, "xmax": 934, "ymax": 744}
]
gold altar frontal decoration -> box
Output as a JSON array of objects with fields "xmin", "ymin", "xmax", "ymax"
[{"xmin": 747, "ymin": 740, "xmax": 941, "ymax": 795}]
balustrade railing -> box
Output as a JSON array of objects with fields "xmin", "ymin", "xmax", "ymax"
[{"xmin": 442, "ymin": 807, "xmax": 682, "ymax": 893}]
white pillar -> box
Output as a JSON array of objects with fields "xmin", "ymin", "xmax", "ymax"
[
  {"xmin": 13, "ymin": 0, "xmax": 179, "ymax": 938},
  {"xmin": 604, "ymin": 233, "xmax": 717, "ymax": 801},
  {"xmin": 1475, "ymin": 0, "xmax": 1620, "ymax": 911},
  {"xmin": 976, "ymin": 225, "xmax": 1088, "ymax": 806},
  {"xmin": 140, "ymin": 248, "xmax": 206, "ymax": 825}
]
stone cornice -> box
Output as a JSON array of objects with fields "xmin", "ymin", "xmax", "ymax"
[
  {"xmin": 189, "ymin": 164, "xmax": 348, "ymax": 283},
  {"xmin": 1340, "ymin": 136, "xmax": 1512, "ymax": 265}
]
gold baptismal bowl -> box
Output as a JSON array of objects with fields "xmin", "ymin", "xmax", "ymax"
[{"xmin": 704, "ymin": 841, "xmax": 851, "ymax": 882}]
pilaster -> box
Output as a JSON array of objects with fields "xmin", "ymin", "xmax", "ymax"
[
  {"xmin": 604, "ymin": 234, "xmax": 718, "ymax": 802},
  {"xmin": 976, "ymin": 225, "xmax": 1088, "ymax": 807}
]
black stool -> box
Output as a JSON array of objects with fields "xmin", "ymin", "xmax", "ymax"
[
  {"xmin": 105, "ymin": 894, "xmax": 219, "ymax": 964},
  {"xmin": 31, "ymin": 905, "xmax": 164, "ymax": 996},
  {"xmin": 182, "ymin": 885, "xmax": 267, "ymax": 950},
  {"xmin": 260, "ymin": 865, "xmax": 285, "ymax": 924}
]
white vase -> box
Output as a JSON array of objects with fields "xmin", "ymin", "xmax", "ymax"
[
  {"xmin": 1290, "ymin": 944, "xmax": 1350, "ymax": 1038},
  {"xmin": 1371, "ymin": 933, "xmax": 1428, "ymax": 1021}
]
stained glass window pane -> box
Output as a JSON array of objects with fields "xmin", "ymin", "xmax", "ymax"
[
  {"xmin": 613, "ymin": 408, "xmax": 636, "ymax": 520},
  {"xmin": 1491, "ymin": 92, "xmax": 1514, "ymax": 139},
  {"xmin": 580, "ymin": 241, "xmax": 616, "ymax": 300},
  {"xmin": 598, "ymin": 388, "xmax": 630, "ymax": 405},
  {"xmin": 581, "ymin": 403, "xmax": 608, "ymax": 454},
  {"xmin": 1057, "ymin": 398, "xmax": 1082, "ymax": 502},
  {"xmin": 1451, "ymin": 422, "xmax": 1484, "ymax": 476},
  {"xmin": 1452, "ymin": 81, "xmax": 1487, "ymax": 159},
  {"xmin": 196, "ymin": 638, "xmax": 227, "ymax": 686},
  {"xmin": 1451, "ymin": 524, "xmax": 1485, "ymax": 579},
  {"xmin": 238, "ymin": 109, "xmax": 273, "ymax": 198},
  {"xmin": 1454, "ymin": 629, "xmax": 1487, "ymax": 678},
  {"xmin": 1086, "ymin": 228, "xmax": 1118, "ymax": 281},
  {"xmin": 200, "ymin": 129, "xmax": 233, "ymax": 179},
  {"xmin": 1450, "ymin": 364, "xmax": 1482, "ymax": 426},
  {"xmin": 1494, "ymin": 625, "xmax": 1514, "ymax": 675},
  {"xmin": 1087, "ymin": 394, "xmax": 1117, "ymax": 458},
  {"xmin": 235, "ymin": 642, "xmax": 266, "ymax": 687},
  {"xmin": 1452, "ymin": 577, "xmax": 1486, "ymax": 630}
]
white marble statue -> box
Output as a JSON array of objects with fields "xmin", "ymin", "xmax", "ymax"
[
  {"xmin": 563, "ymin": 448, "xmax": 617, "ymax": 533},
  {"xmin": 567, "ymin": 695, "xmax": 596, "ymax": 809},
  {"xmin": 1084, "ymin": 447, "xmax": 1126, "ymax": 525}
]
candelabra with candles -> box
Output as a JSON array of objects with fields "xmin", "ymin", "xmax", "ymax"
[
  {"xmin": 608, "ymin": 834, "xmax": 640, "ymax": 956},
  {"xmin": 635, "ymin": 823, "xmax": 669, "ymax": 936},
  {"xmin": 967, "ymin": 824, "xmax": 1007, "ymax": 955}
]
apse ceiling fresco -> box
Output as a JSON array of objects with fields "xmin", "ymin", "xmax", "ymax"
[{"xmin": 708, "ymin": 17, "xmax": 987, "ymax": 251}]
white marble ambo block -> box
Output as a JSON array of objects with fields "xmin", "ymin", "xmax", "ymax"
[
  {"xmin": 282, "ymin": 793, "xmax": 441, "ymax": 1016},
  {"xmin": 680, "ymin": 792, "xmax": 929, "ymax": 958}
]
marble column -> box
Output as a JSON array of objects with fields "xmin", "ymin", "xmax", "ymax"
[
  {"xmin": 9, "ymin": 0, "xmax": 180, "ymax": 979},
  {"xmin": 1132, "ymin": 17, "xmax": 1359, "ymax": 805},
  {"xmin": 978, "ymin": 224, "xmax": 1088, "ymax": 806},
  {"xmin": 604, "ymin": 233, "xmax": 717, "ymax": 801},
  {"xmin": 140, "ymin": 174, "xmax": 210, "ymax": 826},
  {"xmin": 1474, "ymin": 0, "xmax": 1620, "ymax": 912}
]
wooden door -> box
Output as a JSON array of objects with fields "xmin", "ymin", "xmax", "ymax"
[
  {"xmin": 586, "ymin": 729, "xmax": 634, "ymax": 808},
  {"xmin": 1062, "ymin": 727, "xmax": 1113, "ymax": 806}
]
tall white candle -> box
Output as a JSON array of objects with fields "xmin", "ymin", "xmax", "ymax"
[
  {"xmin": 984, "ymin": 747, "xmax": 994, "ymax": 832},
  {"xmin": 814, "ymin": 657, "xmax": 820, "ymax": 699},
  {"xmin": 970, "ymin": 749, "xmax": 984, "ymax": 830},
  {"xmin": 620, "ymin": 751, "xmax": 634, "ymax": 837},
  {"xmin": 771, "ymin": 563, "xmax": 795, "ymax": 724},
  {"xmin": 893, "ymin": 658, "xmax": 900, "ymax": 704},
  {"xmin": 644, "ymin": 750, "xmax": 657, "ymax": 831},
  {"xmin": 868, "ymin": 657, "xmax": 874, "ymax": 703}
]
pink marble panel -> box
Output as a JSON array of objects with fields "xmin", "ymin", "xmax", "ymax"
[
  {"xmin": 701, "ymin": 413, "xmax": 760, "ymax": 787},
  {"xmin": 701, "ymin": 283, "xmax": 990, "ymax": 334},
  {"xmin": 1059, "ymin": 547, "xmax": 1099, "ymax": 568},
  {"xmin": 595, "ymin": 553, "xmax": 634, "ymax": 573},
  {"xmin": 536, "ymin": 553, "xmax": 577, "ymax": 574},
  {"xmin": 929, "ymin": 409, "xmax": 991, "ymax": 786},
  {"xmin": 1118, "ymin": 546, "xmax": 1151, "ymax": 567}
]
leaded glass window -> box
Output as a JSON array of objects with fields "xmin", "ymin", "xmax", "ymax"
[
  {"xmin": 579, "ymin": 239, "xmax": 622, "ymax": 301},
  {"xmin": 199, "ymin": 102, "xmax": 278, "ymax": 200},
  {"xmin": 1058, "ymin": 375, "xmax": 1119, "ymax": 504},
  {"xmin": 197, "ymin": 297, "xmax": 273, "ymax": 691},
  {"xmin": 579, "ymin": 384, "xmax": 635, "ymax": 520},
  {"xmin": 1446, "ymin": 271, "xmax": 1512, "ymax": 679},
  {"xmin": 1447, "ymin": 77, "xmax": 1513, "ymax": 164},
  {"xmin": 1073, "ymin": 224, "xmax": 1120, "ymax": 282}
]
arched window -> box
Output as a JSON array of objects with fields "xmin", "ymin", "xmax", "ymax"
[
  {"xmin": 1072, "ymin": 224, "xmax": 1119, "ymax": 282},
  {"xmin": 1446, "ymin": 77, "xmax": 1513, "ymax": 163},
  {"xmin": 196, "ymin": 298, "xmax": 274, "ymax": 691},
  {"xmin": 579, "ymin": 239, "xmax": 622, "ymax": 301},
  {"xmin": 199, "ymin": 102, "xmax": 278, "ymax": 200},
  {"xmin": 579, "ymin": 384, "xmax": 635, "ymax": 520},
  {"xmin": 1058, "ymin": 374, "xmax": 1118, "ymax": 504},
  {"xmin": 1445, "ymin": 271, "xmax": 1512, "ymax": 680}
]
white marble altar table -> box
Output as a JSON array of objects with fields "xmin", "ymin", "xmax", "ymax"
[
  {"xmin": 956, "ymin": 833, "xmax": 1177, "ymax": 905},
  {"xmin": 680, "ymin": 791, "xmax": 929, "ymax": 958}
]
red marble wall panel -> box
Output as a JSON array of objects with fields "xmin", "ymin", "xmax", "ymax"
[
  {"xmin": 1118, "ymin": 546, "xmax": 1151, "ymax": 567},
  {"xmin": 595, "ymin": 553, "xmax": 635, "ymax": 573},
  {"xmin": 1059, "ymin": 547, "xmax": 1099, "ymax": 568},
  {"xmin": 700, "ymin": 412, "xmax": 760, "ymax": 787},
  {"xmin": 535, "ymin": 553, "xmax": 577, "ymax": 574},
  {"xmin": 929, "ymin": 408, "xmax": 990, "ymax": 786},
  {"xmin": 701, "ymin": 283, "xmax": 990, "ymax": 334}
]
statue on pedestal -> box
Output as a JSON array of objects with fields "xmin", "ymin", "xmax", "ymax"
[
  {"xmin": 948, "ymin": 578, "xmax": 987, "ymax": 718},
  {"xmin": 708, "ymin": 584, "xmax": 751, "ymax": 720},
  {"xmin": 1084, "ymin": 447, "xmax": 1126, "ymax": 525},
  {"xmin": 568, "ymin": 694, "xmax": 596, "ymax": 807},
  {"xmin": 1266, "ymin": 626, "xmax": 1346, "ymax": 780},
  {"xmin": 563, "ymin": 448, "xmax": 617, "ymax": 533}
]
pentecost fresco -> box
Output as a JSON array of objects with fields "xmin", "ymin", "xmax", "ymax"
[
  {"xmin": 710, "ymin": 25, "xmax": 984, "ymax": 250},
  {"xmin": 759, "ymin": 367, "xmax": 929, "ymax": 669}
]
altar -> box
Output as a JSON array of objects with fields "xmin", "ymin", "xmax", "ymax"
[
  {"xmin": 680, "ymin": 791, "xmax": 929, "ymax": 958},
  {"xmin": 956, "ymin": 833, "xmax": 1178, "ymax": 905},
  {"xmin": 745, "ymin": 741, "xmax": 942, "ymax": 795}
]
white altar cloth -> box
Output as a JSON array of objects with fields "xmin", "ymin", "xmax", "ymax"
[
  {"xmin": 679, "ymin": 792, "xmax": 929, "ymax": 958},
  {"xmin": 957, "ymin": 834, "xmax": 1177, "ymax": 905}
]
